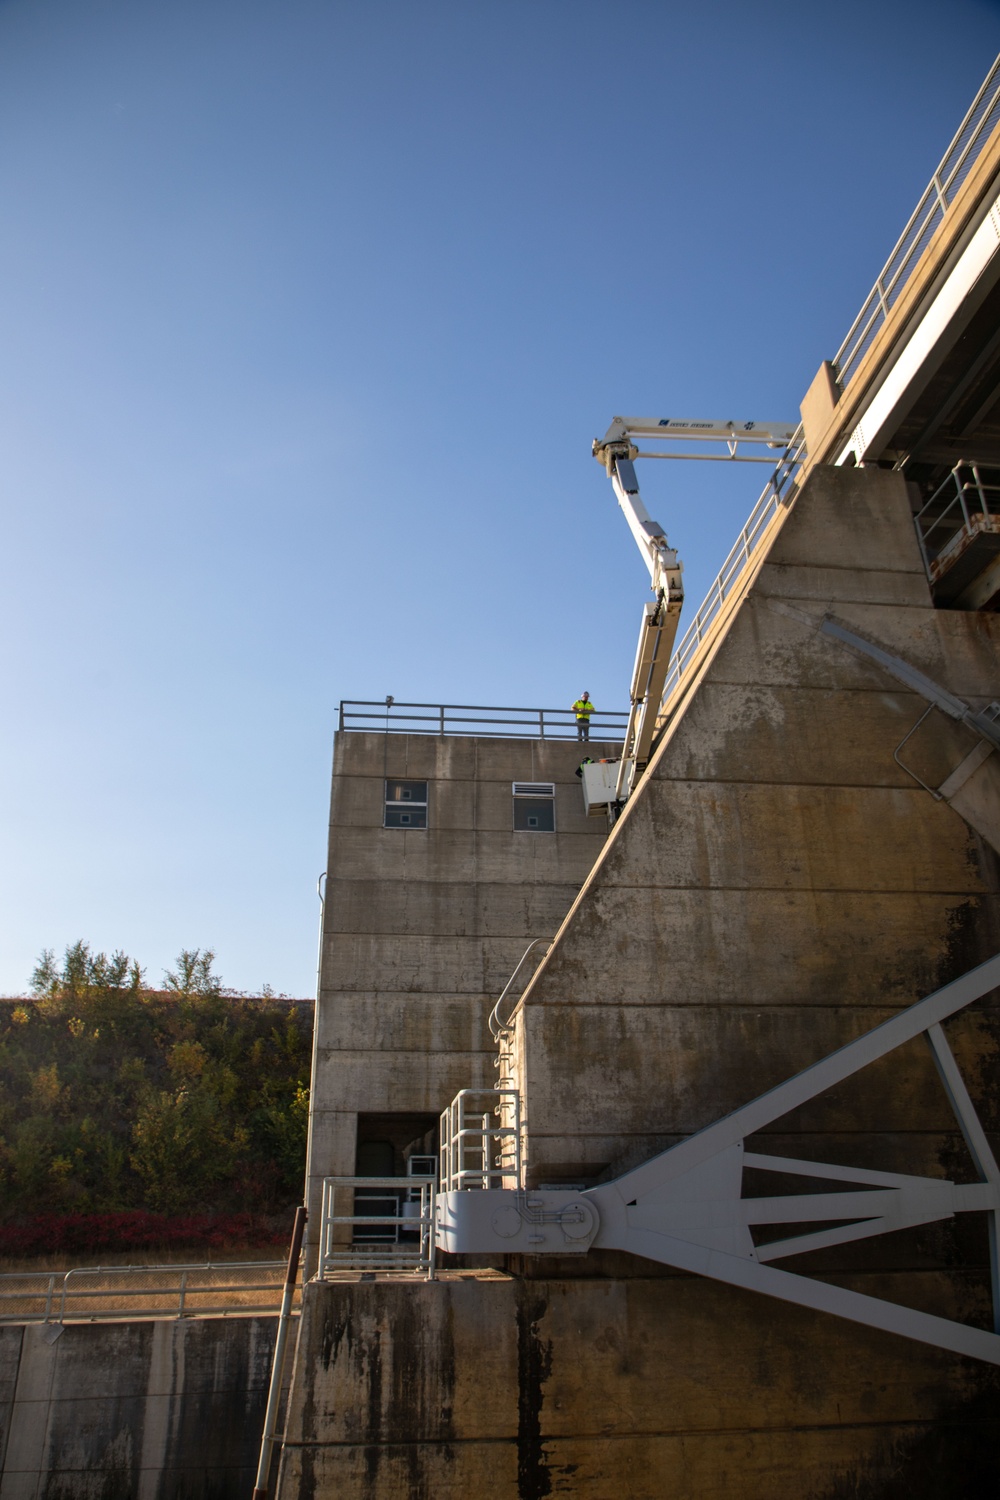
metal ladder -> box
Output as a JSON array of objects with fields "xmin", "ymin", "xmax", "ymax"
[{"xmin": 489, "ymin": 940, "xmax": 550, "ymax": 1185}]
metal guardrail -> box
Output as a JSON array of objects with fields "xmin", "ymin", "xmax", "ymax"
[
  {"xmin": 339, "ymin": 701, "xmax": 628, "ymax": 740},
  {"xmin": 440, "ymin": 1088, "xmax": 522, "ymax": 1192},
  {"xmin": 834, "ymin": 54, "xmax": 1000, "ymax": 390},
  {"xmin": 318, "ymin": 1176, "xmax": 437, "ymax": 1279},
  {"xmin": 657, "ymin": 59, "xmax": 1000, "ymax": 731},
  {"xmin": 0, "ymin": 1260, "xmax": 293, "ymax": 1325},
  {"xmin": 915, "ymin": 460, "xmax": 1000, "ymax": 573},
  {"xmin": 343, "ymin": 437, "xmax": 803, "ymax": 759}
]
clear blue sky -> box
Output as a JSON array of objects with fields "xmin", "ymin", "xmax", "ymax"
[{"xmin": 2, "ymin": 0, "xmax": 998, "ymax": 996}]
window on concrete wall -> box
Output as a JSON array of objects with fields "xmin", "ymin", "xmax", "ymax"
[
  {"xmin": 384, "ymin": 779, "xmax": 428, "ymax": 828},
  {"xmin": 512, "ymin": 781, "xmax": 555, "ymax": 832}
]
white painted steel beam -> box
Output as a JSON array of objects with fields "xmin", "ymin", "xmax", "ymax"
[
  {"xmin": 818, "ymin": 616, "xmax": 1000, "ymax": 748},
  {"xmin": 438, "ymin": 954, "xmax": 1000, "ymax": 1365},
  {"xmin": 597, "ymin": 416, "xmax": 798, "ymax": 449}
]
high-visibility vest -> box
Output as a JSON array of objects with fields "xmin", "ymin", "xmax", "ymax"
[{"xmin": 572, "ymin": 699, "xmax": 594, "ymax": 719}]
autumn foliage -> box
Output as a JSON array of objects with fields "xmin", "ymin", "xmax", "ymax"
[
  {"xmin": 0, "ymin": 943, "xmax": 312, "ymax": 1252},
  {"xmin": 0, "ymin": 1211, "xmax": 288, "ymax": 1258}
]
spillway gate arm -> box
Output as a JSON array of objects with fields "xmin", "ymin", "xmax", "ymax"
[{"xmin": 437, "ymin": 953, "xmax": 1000, "ymax": 1366}]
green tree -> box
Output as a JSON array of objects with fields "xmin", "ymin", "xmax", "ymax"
[
  {"xmin": 30, "ymin": 942, "xmax": 145, "ymax": 1006},
  {"xmin": 30, "ymin": 950, "xmax": 59, "ymax": 997},
  {"xmin": 260, "ymin": 1082, "xmax": 310, "ymax": 1190},
  {"xmin": 163, "ymin": 949, "xmax": 222, "ymax": 998},
  {"xmin": 5, "ymin": 943, "xmax": 313, "ymax": 1222},
  {"xmin": 130, "ymin": 1085, "xmax": 249, "ymax": 1214}
]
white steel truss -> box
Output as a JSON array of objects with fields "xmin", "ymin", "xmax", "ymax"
[{"xmin": 438, "ymin": 953, "xmax": 1000, "ymax": 1364}]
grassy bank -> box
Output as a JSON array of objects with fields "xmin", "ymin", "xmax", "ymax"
[{"xmin": 0, "ymin": 945, "xmax": 313, "ymax": 1243}]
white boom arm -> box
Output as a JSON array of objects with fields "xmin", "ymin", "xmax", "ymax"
[
  {"xmin": 610, "ymin": 457, "xmax": 681, "ymax": 596},
  {"xmin": 608, "ymin": 455, "xmax": 684, "ymax": 791},
  {"xmin": 594, "ymin": 416, "xmax": 799, "ymax": 469},
  {"xmin": 594, "ymin": 416, "xmax": 797, "ymax": 804}
]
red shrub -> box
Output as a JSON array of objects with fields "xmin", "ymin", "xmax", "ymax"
[{"xmin": 0, "ymin": 1211, "xmax": 288, "ymax": 1259}]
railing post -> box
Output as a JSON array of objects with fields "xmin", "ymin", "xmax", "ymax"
[
  {"xmin": 458, "ymin": 1094, "xmax": 466, "ymax": 1188},
  {"xmin": 177, "ymin": 1270, "xmax": 188, "ymax": 1319},
  {"xmin": 57, "ymin": 1271, "xmax": 71, "ymax": 1325},
  {"xmin": 450, "ymin": 1100, "xmax": 457, "ymax": 1189},
  {"xmin": 424, "ymin": 1183, "xmax": 437, "ymax": 1281},
  {"xmin": 514, "ymin": 1092, "xmax": 523, "ymax": 1189},
  {"xmin": 914, "ymin": 516, "xmax": 932, "ymax": 575},
  {"xmin": 956, "ymin": 465, "xmax": 972, "ymax": 531},
  {"xmin": 439, "ymin": 705, "xmax": 446, "ymax": 736},
  {"xmin": 973, "ymin": 462, "xmax": 989, "ymax": 519},
  {"xmin": 252, "ymin": 1205, "xmax": 307, "ymax": 1500}
]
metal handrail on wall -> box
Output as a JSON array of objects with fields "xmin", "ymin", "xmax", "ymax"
[
  {"xmin": 833, "ymin": 54, "xmax": 1000, "ymax": 389},
  {"xmin": 339, "ymin": 701, "xmax": 628, "ymax": 740},
  {"xmin": 489, "ymin": 940, "xmax": 551, "ymax": 1041}
]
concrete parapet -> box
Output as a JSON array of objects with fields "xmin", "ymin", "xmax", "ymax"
[{"xmin": 800, "ymin": 359, "xmax": 840, "ymax": 456}]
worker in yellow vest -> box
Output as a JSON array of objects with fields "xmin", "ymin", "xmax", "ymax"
[{"xmin": 572, "ymin": 692, "xmax": 594, "ymax": 741}]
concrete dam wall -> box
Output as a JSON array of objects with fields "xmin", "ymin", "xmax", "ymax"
[
  {"xmin": 278, "ymin": 1272, "xmax": 998, "ymax": 1500},
  {"xmin": 278, "ymin": 464, "xmax": 1000, "ymax": 1498},
  {"xmin": 0, "ymin": 1316, "xmax": 277, "ymax": 1499}
]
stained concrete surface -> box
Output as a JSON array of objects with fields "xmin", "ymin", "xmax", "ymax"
[
  {"xmin": 277, "ymin": 1274, "xmax": 1000, "ymax": 1500},
  {"xmin": 283, "ymin": 464, "xmax": 1000, "ymax": 1496},
  {"xmin": 307, "ymin": 733, "xmax": 615, "ymax": 1250},
  {"xmin": 0, "ymin": 1316, "xmax": 279, "ymax": 1499}
]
